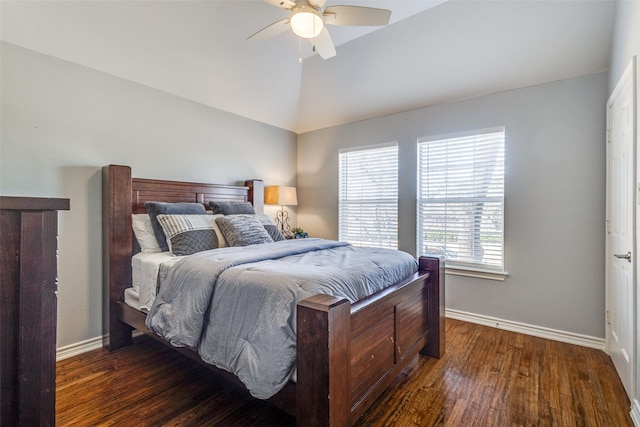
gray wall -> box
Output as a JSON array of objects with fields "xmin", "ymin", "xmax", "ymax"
[
  {"xmin": 298, "ymin": 72, "xmax": 607, "ymax": 339},
  {"xmin": 0, "ymin": 42, "xmax": 297, "ymax": 348},
  {"xmin": 609, "ymin": 0, "xmax": 640, "ymax": 91}
]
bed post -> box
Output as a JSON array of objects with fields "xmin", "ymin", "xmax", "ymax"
[
  {"xmin": 102, "ymin": 165, "xmax": 133, "ymax": 351},
  {"xmin": 245, "ymin": 179, "xmax": 264, "ymax": 215},
  {"xmin": 297, "ymin": 294, "xmax": 351, "ymax": 427},
  {"xmin": 419, "ymin": 256, "xmax": 445, "ymax": 358}
]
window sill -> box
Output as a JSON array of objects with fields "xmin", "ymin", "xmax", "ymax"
[{"xmin": 445, "ymin": 266, "xmax": 508, "ymax": 281}]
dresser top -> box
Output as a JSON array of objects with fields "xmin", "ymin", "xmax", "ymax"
[{"xmin": 0, "ymin": 196, "xmax": 70, "ymax": 211}]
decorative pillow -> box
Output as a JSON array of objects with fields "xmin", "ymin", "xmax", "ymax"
[
  {"xmin": 207, "ymin": 213, "xmax": 228, "ymax": 248},
  {"xmin": 145, "ymin": 202, "xmax": 207, "ymax": 252},
  {"xmin": 263, "ymin": 225, "xmax": 285, "ymax": 242},
  {"xmin": 209, "ymin": 201, "xmax": 255, "ymax": 215},
  {"xmin": 215, "ymin": 214, "xmax": 274, "ymax": 247},
  {"xmin": 132, "ymin": 214, "xmax": 163, "ymax": 253},
  {"xmin": 256, "ymin": 214, "xmax": 285, "ymax": 242},
  {"xmin": 156, "ymin": 214, "xmax": 219, "ymax": 256}
]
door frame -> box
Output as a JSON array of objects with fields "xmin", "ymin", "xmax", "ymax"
[{"xmin": 606, "ymin": 55, "xmax": 638, "ymax": 403}]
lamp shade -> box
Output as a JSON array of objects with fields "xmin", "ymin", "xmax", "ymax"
[{"xmin": 265, "ymin": 186, "xmax": 298, "ymax": 206}]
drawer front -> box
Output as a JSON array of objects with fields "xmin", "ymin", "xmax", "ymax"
[
  {"xmin": 396, "ymin": 284, "xmax": 427, "ymax": 359},
  {"xmin": 350, "ymin": 313, "xmax": 395, "ymax": 406}
]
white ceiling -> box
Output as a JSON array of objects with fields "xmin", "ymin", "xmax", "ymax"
[{"xmin": 0, "ymin": 1, "xmax": 616, "ymax": 134}]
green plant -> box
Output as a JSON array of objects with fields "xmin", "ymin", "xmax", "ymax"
[{"xmin": 291, "ymin": 227, "xmax": 308, "ymax": 238}]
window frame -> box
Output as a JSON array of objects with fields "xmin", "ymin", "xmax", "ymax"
[
  {"xmin": 416, "ymin": 127, "xmax": 507, "ymax": 280},
  {"xmin": 338, "ymin": 142, "xmax": 399, "ymax": 249}
]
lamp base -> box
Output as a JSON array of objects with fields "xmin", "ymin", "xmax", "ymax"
[{"xmin": 275, "ymin": 206, "xmax": 292, "ymax": 238}]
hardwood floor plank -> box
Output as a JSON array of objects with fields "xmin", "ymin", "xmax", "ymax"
[{"xmin": 56, "ymin": 319, "xmax": 632, "ymax": 426}]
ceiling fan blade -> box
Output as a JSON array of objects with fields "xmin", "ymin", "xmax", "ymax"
[
  {"xmin": 261, "ymin": 0, "xmax": 295, "ymax": 10},
  {"xmin": 248, "ymin": 18, "xmax": 291, "ymax": 41},
  {"xmin": 323, "ymin": 5, "xmax": 391, "ymax": 26},
  {"xmin": 313, "ymin": 27, "xmax": 336, "ymax": 59},
  {"xmin": 308, "ymin": 0, "xmax": 327, "ymax": 8}
]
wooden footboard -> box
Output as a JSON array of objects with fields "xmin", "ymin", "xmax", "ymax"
[
  {"xmin": 296, "ymin": 257, "xmax": 443, "ymax": 426},
  {"xmin": 102, "ymin": 164, "xmax": 444, "ymax": 427}
]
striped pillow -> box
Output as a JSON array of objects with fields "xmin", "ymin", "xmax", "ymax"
[
  {"xmin": 145, "ymin": 202, "xmax": 207, "ymax": 252},
  {"xmin": 156, "ymin": 214, "xmax": 219, "ymax": 256}
]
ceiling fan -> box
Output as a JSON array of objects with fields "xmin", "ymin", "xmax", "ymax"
[{"xmin": 248, "ymin": 0, "xmax": 391, "ymax": 60}]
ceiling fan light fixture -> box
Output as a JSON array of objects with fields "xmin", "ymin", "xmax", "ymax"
[{"xmin": 290, "ymin": 6, "xmax": 323, "ymax": 39}]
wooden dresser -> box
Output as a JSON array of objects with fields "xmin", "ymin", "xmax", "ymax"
[{"xmin": 0, "ymin": 196, "xmax": 70, "ymax": 427}]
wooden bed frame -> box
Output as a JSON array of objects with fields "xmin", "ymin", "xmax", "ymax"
[{"xmin": 102, "ymin": 164, "xmax": 444, "ymax": 427}]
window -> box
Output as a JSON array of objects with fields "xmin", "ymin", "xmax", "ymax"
[
  {"xmin": 339, "ymin": 143, "xmax": 398, "ymax": 249},
  {"xmin": 417, "ymin": 128, "xmax": 505, "ymax": 273}
]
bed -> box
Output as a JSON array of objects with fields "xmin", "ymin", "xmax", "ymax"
[{"xmin": 102, "ymin": 164, "xmax": 444, "ymax": 427}]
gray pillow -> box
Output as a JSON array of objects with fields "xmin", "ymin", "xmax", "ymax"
[
  {"xmin": 209, "ymin": 201, "xmax": 255, "ymax": 215},
  {"xmin": 255, "ymin": 214, "xmax": 285, "ymax": 242},
  {"xmin": 215, "ymin": 214, "xmax": 274, "ymax": 247},
  {"xmin": 156, "ymin": 214, "xmax": 219, "ymax": 256},
  {"xmin": 145, "ymin": 202, "xmax": 207, "ymax": 251},
  {"xmin": 263, "ymin": 224, "xmax": 285, "ymax": 242}
]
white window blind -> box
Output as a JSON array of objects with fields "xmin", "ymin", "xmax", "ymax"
[
  {"xmin": 339, "ymin": 143, "xmax": 398, "ymax": 249},
  {"xmin": 417, "ymin": 128, "xmax": 505, "ymax": 270}
]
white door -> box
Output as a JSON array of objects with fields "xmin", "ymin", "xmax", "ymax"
[{"xmin": 607, "ymin": 57, "xmax": 636, "ymax": 400}]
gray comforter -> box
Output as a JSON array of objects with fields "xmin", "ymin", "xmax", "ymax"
[{"xmin": 146, "ymin": 238, "xmax": 418, "ymax": 399}]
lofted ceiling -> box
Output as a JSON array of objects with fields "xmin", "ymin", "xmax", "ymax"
[{"xmin": 0, "ymin": 1, "xmax": 616, "ymax": 134}]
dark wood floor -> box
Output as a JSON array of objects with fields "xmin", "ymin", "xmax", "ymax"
[{"xmin": 56, "ymin": 319, "xmax": 633, "ymax": 426}]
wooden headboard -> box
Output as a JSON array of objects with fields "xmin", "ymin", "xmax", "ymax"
[{"xmin": 102, "ymin": 164, "xmax": 264, "ymax": 349}]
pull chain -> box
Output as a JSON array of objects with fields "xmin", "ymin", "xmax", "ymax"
[{"xmin": 298, "ymin": 36, "xmax": 302, "ymax": 64}]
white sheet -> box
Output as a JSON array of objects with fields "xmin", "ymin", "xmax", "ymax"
[
  {"xmin": 131, "ymin": 252, "xmax": 182, "ymax": 310},
  {"xmin": 124, "ymin": 287, "xmax": 143, "ymax": 311}
]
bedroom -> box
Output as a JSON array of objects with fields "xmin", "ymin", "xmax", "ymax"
[{"xmin": 1, "ymin": 0, "xmax": 639, "ymax": 425}]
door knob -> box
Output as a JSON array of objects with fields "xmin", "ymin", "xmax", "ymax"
[{"xmin": 614, "ymin": 251, "xmax": 632, "ymax": 262}]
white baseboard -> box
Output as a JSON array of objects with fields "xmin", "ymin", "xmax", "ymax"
[
  {"xmin": 631, "ymin": 399, "xmax": 640, "ymax": 426},
  {"xmin": 56, "ymin": 331, "xmax": 144, "ymax": 361},
  {"xmin": 56, "ymin": 336, "xmax": 103, "ymax": 361},
  {"xmin": 446, "ymin": 308, "xmax": 606, "ymax": 351}
]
